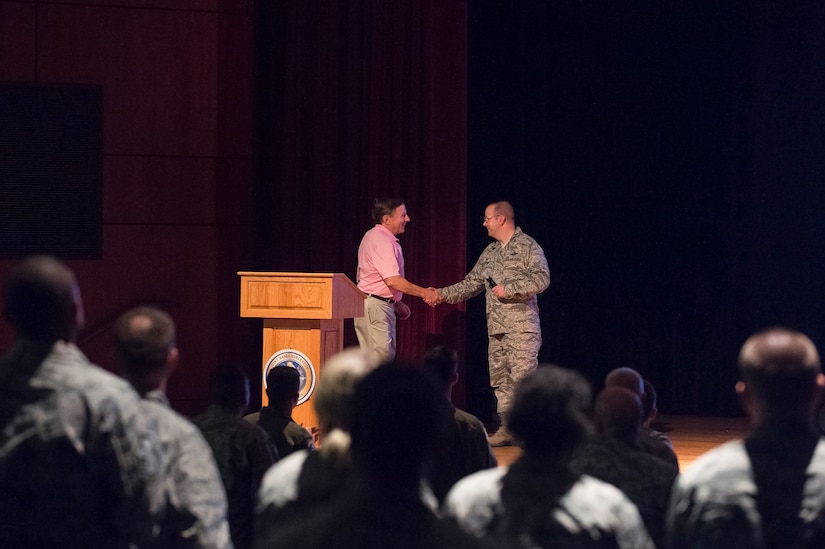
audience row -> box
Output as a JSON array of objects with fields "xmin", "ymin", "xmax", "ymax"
[{"xmin": 2, "ymin": 255, "xmax": 824, "ymax": 548}]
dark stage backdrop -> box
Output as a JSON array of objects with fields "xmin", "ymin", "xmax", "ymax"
[
  {"xmin": 256, "ymin": 2, "xmax": 825, "ymax": 419},
  {"xmin": 254, "ymin": 2, "xmax": 473, "ymax": 404},
  {"xmin": 468, "ymin": 3, "xmax": 825, "ymax": 417}
]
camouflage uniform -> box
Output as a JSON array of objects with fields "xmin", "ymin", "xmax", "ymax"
[
  {"xmin": 439, "ymin": 227, "xmax": 550, "ymax": 415},
  {"xmin": 442, "ymin": 466, "xmax": 655, "ymax": 548},
  {"xmin": 196, "ymin": 404, "xmax": 279, "ymax": 549},
  {"xmin": 141, "ymin": 391, "xmax": 233, "ymax": 549},
  {"xmin": 666, "ymin": 438, "xmax": 825, "ymax": 549},
  {"xmin": 427, "ymin": 406, "xmax": 498, "ymax": 503},
  {"xmin": 638, "ymin": 426, "xmax": 680, "ymax": 470},
  {"xmin": 569, "ymin": 434, "xmax": 678, "ymax": 548},
  {"xmin": 244, "ymin": 407, "xmax": 315, "ymax": 459},
  {"xmin": 0, "ymin": 340, "xmax": 166, "ymax": 548}
]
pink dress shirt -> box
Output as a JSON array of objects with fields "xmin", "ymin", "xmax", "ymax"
[{"xmin": 356, "ymin": 224, "xmax": 404, "ymax": 301}]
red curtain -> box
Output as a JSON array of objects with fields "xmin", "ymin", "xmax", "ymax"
[{"xmin": 254, "ymin": 1, "xmax": 470, "ymax": 385}]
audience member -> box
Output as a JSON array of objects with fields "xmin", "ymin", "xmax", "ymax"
[
  {"xmin": 443, "ymin": 365, "xmax": 654, "ymax": 548},
  {"xmin": 605, "ymin": 367, "xmax": 679, "ymax": 469},
  {"xmin": 667, "ymin": 327, "xmax": 825, "ymax": 548},
  {"xmin": 113, "ymin": 306, "xmax": 232, "ymax": 549},
  {"xmin": 569, "ymin": 386, "xmax": 677, "ymax": 548},
  {"xmin": 0, "ymin": 256, "xmax": 165, "ymax": 547},
  {"xmin": 262, "ymin": 363, "xmax": 489, "ymax": 548},
  {"xmin": 244, "ymin": 365, "xmax": 315, "ymax": 458},
  {"xmin": 195, "ymin": 367, "xmax": 279, "ymax": 549},
  {"xmin": 254, "ymin": 347, "xmax": 380, "ymax": 547},
  {"xmin": 605, "ymin": 366, "xmax": 645, "ymax": 394},
  {"xmin": 640, "ymin": 378, "xmax": 676, "ymax": 451},
  {"xmin": 422, "ymin": 344, "xmax": 497, "ymax": 502}
]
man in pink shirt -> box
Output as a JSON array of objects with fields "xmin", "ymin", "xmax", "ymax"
[{"xmin": 354, "ymin": 197, "xmax": 439, "ymax": 361}]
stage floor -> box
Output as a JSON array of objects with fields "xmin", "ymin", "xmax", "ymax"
[{"xmin": 492, "ymin": 414, "xmax": 751, "ymax": 470}]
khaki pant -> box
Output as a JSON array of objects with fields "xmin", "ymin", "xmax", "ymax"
[{"xmin": 354, "ymin": 297, "xmax": 396, "ymax": 363}]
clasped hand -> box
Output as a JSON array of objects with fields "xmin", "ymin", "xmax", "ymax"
[{"xmin": 422, "ymin": 287, "xmax": 441, "ymax": 307}]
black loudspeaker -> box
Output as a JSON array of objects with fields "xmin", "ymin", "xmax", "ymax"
[{"xmin": 0, "ymin": 83, "xmax": 102, "ymax": 258}]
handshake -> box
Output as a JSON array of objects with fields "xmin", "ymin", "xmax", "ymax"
[{"xmin": 422, "ymin": 287, "xmax": 442, "ymax": 307}]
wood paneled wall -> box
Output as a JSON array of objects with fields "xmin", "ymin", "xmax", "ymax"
[{"xmin": 0, "ymin": 0, "xmax": 257, "ymax": 416}]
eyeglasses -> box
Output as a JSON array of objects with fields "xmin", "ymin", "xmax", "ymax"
[{"xmin": 483, "ymin": 214, "xmax": 500, "ymax": 222}]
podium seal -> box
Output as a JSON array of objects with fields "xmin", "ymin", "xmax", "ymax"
[{"xmin": 264, "ymin": 349, "xmax": 317, "ymax": 405}]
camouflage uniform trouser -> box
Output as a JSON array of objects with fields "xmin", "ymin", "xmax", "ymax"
[{"xmin": 488, "ymin": 331, "xmax": 542, "ymax": 417}]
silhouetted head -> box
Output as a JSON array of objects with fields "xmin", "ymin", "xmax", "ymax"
[
  {"xmin": 509, "ymin": 365, "xmax": 592, "ymax": 457},
  {"xmin": 737, "ymin": 327, "xmax": 823, "ymax": 423},
  {"xmin": 350, "ymin": 361, "xmax": 444, "ymax": 479},
  {"xmin": 3, "ymin": 255, "xmax": 84, "ymax": 343},
  {"xmin": 422, "ymin": 344, "xmax": 459, "ymax": 393},
  {"xmin": 594, "ymin": 387, "xmax": 643, "ymax": 443},
  {"xmin": 605, "ymin": 367, "xmax": 644, "ymax": 396},
  {"xmin": 113, "ymin": 306, "xmax": 178, "ymax": 395},
  {"xmin": 209, "ymin": 366, "xmax": 251, "ymax": 416},
  {"xmin": 265, "ymin": 366, "xmax": 301, "ymax": 407},
  {"xmin": 641, "ymin": 378, "xmax": 658, "ymax": 423}
]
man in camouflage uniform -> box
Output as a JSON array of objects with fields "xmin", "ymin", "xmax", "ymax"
[
  {"xmin": 114, "ymin": 306, "xmax": 233, "ymax": 549},
  {"xmin": 437, "ymin": 201, "xmax": 550, "ymax": 446},
  {"xmin": 422, "ymin": 344, "xmax": 497, "ymax": 503},
  {"xmin": 244, "ymin": 365, "xmax": 315, "ymax": 459},
  {"xmin": 196, "ymin": 367, "xmax": 279, "ymax": 549},
  {"xmin": 0, "ymin": 256, "xmax": 166, "ymax": 547},
  {"xmin": 666, "ymin": 327, "xmax": 825, "ymax": 549}
]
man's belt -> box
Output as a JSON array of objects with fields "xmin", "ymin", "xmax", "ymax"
[{"xmin": 367, "ymin": 294, "xmax": 396, "ymax": 304}]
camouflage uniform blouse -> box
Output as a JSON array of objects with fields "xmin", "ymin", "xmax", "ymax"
[
  {"xmin": 0, "ymin": 340, "xmax": 166, "ymax": 547},
  {"xmin": 195, "ymin": 404, "xmax": 278, "ymax": 549},
  {"xmin": 666, "ymin": 438, "xmax": 825, "ymax": 549},
  {"xmin": 443, "ymin": 466, "xmax": 654, "ymax": 549},
  {"xmin": 439, "ymin": 227, "xmax": 549, "ymax": 335},
  {"xmin": 142, "ymin": 390, "xmax": 233, "ymax": 549}
]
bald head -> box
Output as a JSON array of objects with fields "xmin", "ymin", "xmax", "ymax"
[
  {"xmin": 738, "ymin": 328, "xmax": 822, "ymax": 419},
  {"xmin": 3, "ymin": 256, "xmax": 83, "ymax": 342},
  {"xmin": 594, "ymin": 387, "xmax": 643, "ymax": 442},
  {"xmin": 605, "ymin": 367, "xmax": 644, "ymax": 396},
  {"xmin": 740, "ymin": 328, "xmax": 820, "ymax": 375}
]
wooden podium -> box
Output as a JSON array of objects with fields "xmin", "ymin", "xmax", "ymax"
[{"xmin": 238, "ymin": 272, "xmax": 364, "ymax": 435}]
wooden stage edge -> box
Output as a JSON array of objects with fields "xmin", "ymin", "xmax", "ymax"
[{"xmin": 492, "ymin": 414, "xmax": 751, "ymax": 470}]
